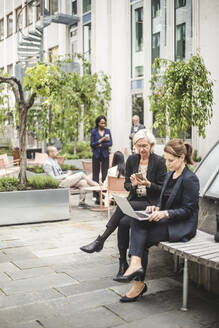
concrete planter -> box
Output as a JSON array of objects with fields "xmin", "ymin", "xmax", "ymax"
[{"xmin": 0, "ymin": 188, "xmax": 70, "ymax": 226}]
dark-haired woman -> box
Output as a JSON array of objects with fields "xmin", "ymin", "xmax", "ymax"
[
  {"xmin": 116, "ymin": 139, "xmax": 200, "ymax": 303},
  {"xmin": 90, "ymin": 115, "xmax": 112, "ymax": 204},
  {"xmin": 102, "ymin": 151, "xmax": 126, "ymax": 207}
]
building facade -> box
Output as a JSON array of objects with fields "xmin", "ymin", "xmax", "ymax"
[{"xmin": 0, "ymin": 0, "xmax": 218, "ymax": 156}]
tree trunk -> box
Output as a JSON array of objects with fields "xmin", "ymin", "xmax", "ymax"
[
  {"xmin": 18, "ymin": 106, "xmax": 28, "ymax": 185},
  {"xmin": 74, "ymin": 139, "xmax": 77, "ymax": 156}
]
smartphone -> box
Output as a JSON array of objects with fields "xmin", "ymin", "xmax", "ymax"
[{"xmin": 135, "ymin": 173, "xmax": 143, "ymax": 180}]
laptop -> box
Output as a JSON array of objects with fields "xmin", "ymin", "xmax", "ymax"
[{"xmin": 112, "ymin": 194, "xmax": 150, "ymax": 221}]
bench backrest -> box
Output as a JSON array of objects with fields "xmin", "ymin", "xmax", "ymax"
[
  {"xmin": 108, "ymin": 176, "xmax": 126, "ymax": 193},
  {"xmin": 35, "ymin": 152, "xmax": 48, "ymax": 164},
  {"xmin": 82, "ymin": 160, "xmax": 92, "ymax": 174}
]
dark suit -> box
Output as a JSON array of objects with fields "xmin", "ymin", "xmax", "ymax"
[
  {"xmin": 106, "ymin": 153, "xmax": 167, "ymax": 256},
  {"xmin": 129, "ymin": 166, "xmax": 200, "ymax": 280},
  {"xmin": 90, "ymin": 128, "xmax": 113, "ymax": 189}
]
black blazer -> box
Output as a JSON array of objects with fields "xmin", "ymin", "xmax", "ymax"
[
  {"xmin": 124, "ymin": 153, "xmax": 167, "ymax": 204},
  {"xmin": 160, "ymin": 166, "xmax": 200, "ymax": 242}
]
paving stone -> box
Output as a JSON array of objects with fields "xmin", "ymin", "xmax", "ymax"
[
  {"xmin": 2, "ymin": 248, "xmax": 38, "ymax": 261},
  {"xmin": 44, "ymin": 289, "xmax": 119, "ymax": 315},
  {"xmin": 0, "ymin": 273, "xmax": 11, "ymax": 282},
  {"xmin": 0, "ymin": 262, "xmax": 20, "ymax": 274},
  {"xmin": 12, "ymin": 258, "xmax": 50, "ymax": 269},
  {"xmin": 38, "ymin": 306, "xmax": 125, "ymax": 328},
  {"xmin": 0, "ymin": 273, "xmax": 78, "ymax": 295},
  {"xmin": 0, "ymin": 289, "xmax": 64, "ymax": 309},
  {"xmin": 10, "ymin": 320, "xmax": 41, "ymax": 328},
  {"xmin": 8, "ymin": 267, "xmax": 55, "ymax": 280},
  {"xmin": 55, "ymin": 277, "xmax": 122, "ymax": 297}
]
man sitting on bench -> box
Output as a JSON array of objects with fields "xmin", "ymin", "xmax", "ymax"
[{"xmin": 44, "ymin": 146, "xmax": 98, "ymax": 208}]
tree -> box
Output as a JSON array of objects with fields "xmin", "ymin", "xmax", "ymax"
[{"xmin": 149, "ymin": 54, "xmax": 214, "ymax": 139}]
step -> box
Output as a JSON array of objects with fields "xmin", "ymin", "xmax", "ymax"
[
  {"xmin": 19, "ymin": 41, "xmax": 41, "ymax": 48},
  {"xmin": 28, "ymin": 30, "xmax": 42, "ymax": 38},
  {"xmin": 18, "ymin": 47, "xmax": 40, "ymax": 52},
  {"xmin": 23, "ymin": 35, "xmax": 42, "ymax": 43}
]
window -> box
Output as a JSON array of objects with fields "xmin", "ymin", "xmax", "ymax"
[
  {"xmin": 83, "ymin": 0, "xmax": 91, "ymax": 14},
  {"xmin": 152, "ymin": 0, "xmax": 160, "ymax": 18},
  {"xmin": 152, "ymin": 32, "xmax": 160, "ymax": 63},
  {"xmin": 176, "ymin": 23, "xmax": 186, "ymax": 60},
  {"xmin": 7, "ymin": 13, "xmax": 13, "ymax": 37},
  {"xmin": 132, "ymin": 94, "xmax": 144, "ymax": 124},
  {"xmin": 36, "ymin": 6, "xmax": 40, "ymax": 21},
  {"xmin": 135, "ymin": 7, "xmax": 143, "ymax": 52},
  {"xmin": 49, "ymin": 0, "xmax": 59, "ymax": 15},
  {"xmin": 176, "ymin": 0, "xmax": 186, "ymax": 9},
  {"xmin": 7, "ymin": 64, "xmax": 13, "ymax": 76},
  {"xmin": 72, "ymin": 0, "xmax": 77, "ymax": 15},
  {"xmin": 26, "ymin": 2, "xmax": 33, "ymax": 26},
  {"xmin": 83, "ymin": 23, "xmax": 91, "ymax": 62},
  {"xmin": 0, "ymin": 19, "xmax": 4, "ymax": 40},
  {"xmin": 135, "ymin": 66, "xmax": 144, "ymax": 78},
  {"xmin": 16, "ymin": 6, "xmax": 22, "ymax": 32}
]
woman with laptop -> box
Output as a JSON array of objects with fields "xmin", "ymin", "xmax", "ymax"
[
  {"xmin": 116, "ymin": 139, "xmax": 200, "ymax": 303},
  {"xmin": 80, "ymin": 129, "xmax": 167, "ymax": 280}
]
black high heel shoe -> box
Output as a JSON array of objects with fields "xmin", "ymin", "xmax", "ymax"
[
  {"xmin": 115, "ymin": 267, "xmax": 144, "ymax": 282},
  {"xmin": 113, "ymin": 259, "xmax": 129, "ymax": 282},
  {"xmin": 80, "ymin": 235, "xmax": 104, "ymax": 253},
  {"xmin": 120, "ymin": 283, "xmax": 148, "ymax": 303}
]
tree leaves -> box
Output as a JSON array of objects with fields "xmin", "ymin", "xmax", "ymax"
[{"xmin": 149, "ymin": 55, "xmax": 214, "ymax": 139}]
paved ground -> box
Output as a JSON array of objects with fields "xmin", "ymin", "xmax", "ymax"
[{"xmin": 0, "ymin": 194, "xmax": 219, "ymax": 328}]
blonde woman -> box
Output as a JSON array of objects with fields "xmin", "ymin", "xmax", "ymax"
[{"xmin": 80, "ymin": 129, "xmax": 167, "ymax": 280}]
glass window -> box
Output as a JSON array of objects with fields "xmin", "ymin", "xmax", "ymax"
[
  {"xmin": 176, "ymin": 0, "xmax": 186, "ymax": 9},
  {"xmin": 132, "ymin": 94, "xmax": 144, "ymax": 124},
  {"xmin": 176, "ymin": 23, "xmax": 186, "ymax": 60},
  {"xmin": 16, "ymin": 6, "xmax": 22, "ymax": 32},
  {"xmin": 83, "ymin": 0, "xmax": 91, "ymax": 14},
  {"xmin": 0, "ymin": 19, "xmax": 4, "ymax": 40},
  {"xmin": 72, "ymin": 0, "xmax": 77, "ymax": 15},
  {"xmin": 135, "ymin": 66, "xmax": 144, "ymax": 78},
  {"xmin": 152, "ymin": 32, "xmax": 160, "ymax": 63},
  {"xmin": 49, "ymin": 0, "xmax": 59, "ymax": 14},
  {"xmin": 36, "ymin": 6, "xmax": 40, "ymax": 21},
  {"xmin": 26, "ymin": 3, "xmax": 33, "ymax": 26},
  {"xmin": 7, "ymin": 13, "xmax": 13, "ymax": 37},
  {"xmin": 135, "ymin": 7, "xmax": 143, "ymax": 52},
  {"xmin": 7, "ymin": 64, "xmax": 13, "ymax": 76},
  {"xmin": 152, "ymin": 0, "xmax": 160, "ymax": 18},
  {"xmin": 83, "ymin": 23, "xmax": 91, "ymax": 62}
]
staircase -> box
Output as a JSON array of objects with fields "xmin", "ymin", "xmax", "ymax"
[{"xmin": 17, "ymin": 11, "xmax": 79, "ymax": 64}]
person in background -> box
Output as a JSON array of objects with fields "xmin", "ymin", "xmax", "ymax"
[
  {"xmin": 80, "ymin": 129, "xmax": 167, "ymax": 281},
  {"xmin": 116, "ymin": 139, "xmax": 200, "ymax": 303},
  {"xmin": 102, "ymin": 151, "xmax": 126, "ymax": 207},
  {"xmin": 129, "ymin": 115, "xmax": 145, "ymax": 152},
  {"xmin": 43, "ymin": 146, "xmax": 98, "ymax": 208},
  {"xmin": 90, "ymin": 115, "xmax": 113, "ymax": 204}
]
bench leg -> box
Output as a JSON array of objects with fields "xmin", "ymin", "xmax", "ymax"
[
  {"xmin": 173, "ymin": 254, "xmax": 179, "ymax": 273},
  {"xmin": 181, "ymin": 258, "xmax": 189, "ymax": 311}
]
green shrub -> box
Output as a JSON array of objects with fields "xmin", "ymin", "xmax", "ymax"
[
  {"xmin": 28, "ymin": 175, "xmax": 60, "ymax": 189},
  {"xmin": 0, "ymin": 175, "xmax": 60, "ymax": 192},
  {"xmin": 27, "ymin": 165, "xmax": 44, "ymax": 173},
  {"xmin": 192, "ymin": 149, "xmax": 202, "ymax": 163},
  {"xmin": 60, "ymin": 164, "xmax": 79, "ymax": 171},
  {"xmin": 61, "ymin": 141, "xmax": 92, "ymax": 159}
]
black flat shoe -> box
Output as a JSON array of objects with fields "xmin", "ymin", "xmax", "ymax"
[
  {"xmin": 113, "ymin": 259, "xmax": 129, "ymax": 282},
  {"xmin": 80, "ymin": 235, "xmax": 104, "ymax": 253},
  {"xmin": 115, "ymin": 267, "xmax": 144, "ymax": 282},
  {"xmin": 120, "ymin": 283, "xmax": 148, "ymax": 303}
]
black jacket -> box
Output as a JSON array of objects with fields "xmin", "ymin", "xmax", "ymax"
[
  {"xmin": 124, "ymin": 153, "xmax": 167, "ymax": 204},
  {"xmin": 160, "ymin": 166, "xmax": 200, "ymax": 242}
]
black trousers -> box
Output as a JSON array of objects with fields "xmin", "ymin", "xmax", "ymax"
[
  {"xmin": 130, "ymin": 219, "xmax": 169, "ymax": 280},
  {"xmin": 92, "ymin": 154, "xmax": 109, "ymax": 198}
]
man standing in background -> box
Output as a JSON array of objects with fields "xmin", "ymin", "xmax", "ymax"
[{"xmin": 129, "ymin": 115, "xmax": 145, "ymax": 152}]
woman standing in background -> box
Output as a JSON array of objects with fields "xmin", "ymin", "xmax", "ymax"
[{"xmin": 90, "ymin": 115, "xmax": 113, "ymax": 204}]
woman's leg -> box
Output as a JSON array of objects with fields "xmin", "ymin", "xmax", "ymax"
[
  {"xmin": 101, "ymin": 156, "xmax": 109, "ymax": 182},
  {"xmin": 92, "ymin": 155, "xmax": 100, "ymax": 199}
]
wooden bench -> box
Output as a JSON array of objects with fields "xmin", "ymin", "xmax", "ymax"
[
  {"xmin": 0, "ymin": 154, "xmax": 20, "ymax": 177},
  {"xmin": 158, "ymin": 230, "xmax": 219, "ymax": 311}
]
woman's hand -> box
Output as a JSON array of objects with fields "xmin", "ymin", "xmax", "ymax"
[
  {"xmin": 145, "ymin": 205, "xmax": 160, "ymax": 213},
  {"xmin": 136, "ymin": 176, "xmax": 151, "ymax": 188},
  {"xmin": 130, "ymin": 174, "xmax": 138, "ymax": 188},
  {"xmin": 148, "ymin": 210, "xmax": 166, "ymax": 222}
]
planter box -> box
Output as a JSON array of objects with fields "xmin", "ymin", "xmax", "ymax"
[{"xmin": 0, "ymin": 188, "xmax": 70, "ymax": 226}]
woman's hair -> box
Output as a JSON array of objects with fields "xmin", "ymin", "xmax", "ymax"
[
  {"xmin": 95, "ymin": 115, "xmax": 107, "ymax": 128},
  {"xmin": 112, "ymin": 151, "xmax": 126, "ymax": 178},
  {"xmin": 164, "ymin": 138, "xmax": 194, "ymax": 165},
  {"xmin": 133, "ymin": 129, "xmax": 156, "ymax": 152}
]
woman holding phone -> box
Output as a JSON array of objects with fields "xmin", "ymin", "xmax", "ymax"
[
  {"xmin": 90, "ymin": 115, "xmax": 113, "ymax": 204},
  {"xmin": 80, "ymin": 129, "xmax": 167, "ymax": 280}
]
